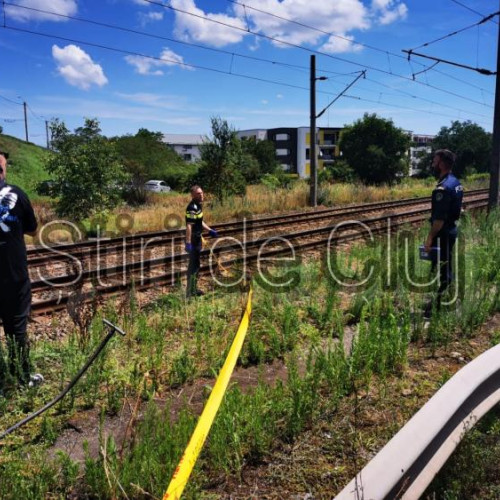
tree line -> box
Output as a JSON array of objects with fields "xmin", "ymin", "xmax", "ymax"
[{"xmin": 42, "ymin": 114, "xmax": 492, "ymax": 221}]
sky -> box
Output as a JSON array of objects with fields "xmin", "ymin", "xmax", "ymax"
[{"xmin": 0, "ymin": 0, "xmax": 497, "ymax": 147}]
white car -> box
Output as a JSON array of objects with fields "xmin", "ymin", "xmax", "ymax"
[{"xmin": 144, "ymin": 180, "xmax": 171, "ymax": 193}]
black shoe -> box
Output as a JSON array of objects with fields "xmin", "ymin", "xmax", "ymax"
[
  {"xmin": 423, "ymin": 302, "xmax": 433, "ymax": 320},
  {"xmin": 195, "ymin": 290, "xmax": 204, "ymax": 297}
]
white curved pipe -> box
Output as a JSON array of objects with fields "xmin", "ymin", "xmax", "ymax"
[{"xmin": 335, "ymin": 342, "xmax": 500, "ymax": 500}]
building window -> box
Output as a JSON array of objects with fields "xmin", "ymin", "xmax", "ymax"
[
  {"xmin": 183, "ymin": 154, "xmax": 192, "ymax": 161},
  {"xmin": 276, "ymin": 148, "xmax": 289, "ymax": 156},
  {"xmin": 276, "ymin": 133, "xmax": 290, "ymax": 141},
  {"xmin": 305, "ymin": 148, "xmax": 310, "ymax": 160},
  {"xmin": 281, "ymin": 164, "xmax": 291, "ymax": 171},
  {"xmin": 323, "ymin": 133, "xmax": 336, "ymax": 145}
]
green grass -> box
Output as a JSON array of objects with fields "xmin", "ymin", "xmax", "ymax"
[
  {"xmin": 0, "ymin": 133, "xmax": 49, "ymax": 199},
  {"xmin": 1, "ymin": 210, "xmax": 500, "ymax": 498}
]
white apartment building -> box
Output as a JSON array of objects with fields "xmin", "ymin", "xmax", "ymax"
[
  {"xmin": 162, "ymin": 134, "xmax": 205, "ymax": 163},
  {"xmin": 409, "ymin": 133, "xmax": 434, "ymax": 176}
]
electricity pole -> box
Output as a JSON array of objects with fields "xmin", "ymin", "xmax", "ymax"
[
  {"xmin": 310, "ymin": 55, "xmax": 318, "ymax": 207},
  {"xmin": 45, "ymin": 120, "xmax": 50, "ymax": 150},
  {"xmin": 23, "ymin": 101, "xmax": 29, "ymax": 142},
  {"xmin": 489, "ymin": 6, "xmax": 500, "ymax": 210}
]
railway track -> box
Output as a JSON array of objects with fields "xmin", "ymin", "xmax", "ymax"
[
  {"xmin": 28, "ymin": 189, "xmax": 488, "ymax": 269},
  {"xmin": 31, "ymin": 194, "xmax": 488, "ymax": 315}
]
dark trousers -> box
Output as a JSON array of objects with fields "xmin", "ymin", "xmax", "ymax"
[
  {"xmin": 186, "ymin": 240, "xmax": 202, "ymax": 297},
  {"xmin": 0, "ymin": 279, "xmax": 32, "ymax": 385},
  {"xmin": 431, "ymin": 232, "xmax": 457, "ymax": 308}
]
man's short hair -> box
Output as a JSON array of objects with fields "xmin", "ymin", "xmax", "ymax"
[
  {"xmin": 434, "ymin": 149, "xmax": 455, "ymax": 168},
  {"xmin": 0, "ymin": 151, "xmax": 9, "ymax": 160},
  {"xmin": 190, "ymin": 185, "xmax": 202, "ymax": 195}
]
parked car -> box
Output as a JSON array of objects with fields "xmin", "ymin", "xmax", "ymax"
[{"xmin": 144, "ymin": 180, "xmax": 171, "ymax": 193}]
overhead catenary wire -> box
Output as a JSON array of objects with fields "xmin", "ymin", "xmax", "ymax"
[
  {"xmin": 2, "ymin": 24, "xmax": 492, "ymax": 127},
  {"xmin": 343, "ymin": 93, "xmax": 490, "ymax": 127},
  {"xmin": 5, "ymin": 0, "xmax": 492, "ymax": 118},
  {"xmin": 409, "ymin": 10, "xmax": 500, "ymax": 51},
  {"xmin": 0, "ymin": 2, "xmax": 363, "ymax": 79},
  {"xmin": 449, "ymin": 0, "xmax": 499, "ymax": 25},
  {"xmin": 0, "ymin": 93, "xmax": 22, "ymax": 106},
  {"xmin": 227, "ymin": 0, "xmax": 494, "ymax": 96},
  {"xmin": 3, "ymin": 1, "xmax": 494, "ymax": 110},
  {"xmin": 403, "ymin": 49, "xmax": 496, "ymax": 76},
  {"xmin": 8, "ymin": 0, "xmax": 493, "ymax": 97},
  {"xmin": 138, "ymin": 0, "xmax": 493, "ymax": 109}
]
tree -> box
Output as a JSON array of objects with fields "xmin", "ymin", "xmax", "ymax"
[
  {"xmin": 240, "ymin": 138, "xmax": 279, "ymax": 182},
  {"xmin": 114, "ymin": 128, "xmax": 191, "ymax": 190},
  {"xmin": 46, "ymin": 118, "xmax": 127, "ymax": 220},
  {"xmin": 430, "ymin": 120, "xmax": 491, "ymax": 177},
  {"xmin": 339, "ymin": 113, "xmax": 410, "ymax": 185},
  {"xmin": 195, "ymin": 117, "xmax": 246, "ymax": 203}
]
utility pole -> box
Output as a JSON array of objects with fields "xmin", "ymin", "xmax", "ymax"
[
  {"xmin": 45, "ymin": 120, "xmax": 50, "ymax": 150},
  {"xmin": 23, "ymin": 101, "xmax": 29, "ymax": 142},
  {"xmin": 310, "ymin": 55, "xmax": 317, "ymax": 207},
  {"xmin": 489, "ymin": 6, "xmax": 500, "ymax": 210}
]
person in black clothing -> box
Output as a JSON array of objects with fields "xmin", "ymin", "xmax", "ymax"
[
  {"xmin": 0, "ymin": 149, "xmax": 42, "ymax": 390},
  {"xmin": 423, "ymin": 149, "xmax": 463, "ymax": 318},
  {"xmin": 185, "ymin": 185, "xmax": 218, "ymax": 298}
]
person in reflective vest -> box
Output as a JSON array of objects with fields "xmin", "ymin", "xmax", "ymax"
[{"xmin": 185, "ymin": 185, "xmax": 218, "ymax": 298}]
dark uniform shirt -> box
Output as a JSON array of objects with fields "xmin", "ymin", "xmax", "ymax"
[
  {"xmin": 430, "ymin": 173, "xmax": 463, "ymax": 237},
  {"xmin": 0, "ymin": 181, "xmax": 37, "ymax": 284},
  {"xmin": 185, "ymin": 199, "xmax": 203, "ymax": 244}
]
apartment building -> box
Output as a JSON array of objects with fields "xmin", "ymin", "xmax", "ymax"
[
  {"xmin": 162, "ymin": 134, "xmax": 204, "ymax": 163},
  {"xmin": 409, "ymin": 133, "xmax": 434, "ymax": 176},
  {"xmin": 164, "ymin": 128, "xmax": 431, "ymax": 179},
  {"xmin": 237, "ymin": 126, "xmax": 342, "ymax": 178}
]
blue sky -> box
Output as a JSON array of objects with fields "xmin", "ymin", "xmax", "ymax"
[{"xmin": 0, "ymin": 0, "xmax": 497, "ymax": 146}]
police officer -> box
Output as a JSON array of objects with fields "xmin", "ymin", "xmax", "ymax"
[
  {"xmin": 185, "ymin": 185, "xmax": 218, "ymax": 298},
  {"xmin": 0, "ymin": 149, "xmax": 43, "ymax": 391},
  {"xmin": 423, "ymin": 149, "xmax": 463, "ymax": 317}
]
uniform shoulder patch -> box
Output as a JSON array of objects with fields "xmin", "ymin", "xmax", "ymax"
[{"xmin": 435, "ymin": 192, "xmax": 444, "ymax": 202}]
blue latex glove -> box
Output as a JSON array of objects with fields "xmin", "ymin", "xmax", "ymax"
[
  {"xmin": 209, "ymin": 229, "xmax": 218, "ymax": 238},
  {"xmin": 185, "ymin": 242, "xmax": 193, "ymax": 253}
]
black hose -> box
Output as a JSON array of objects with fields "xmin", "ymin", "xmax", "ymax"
[{"xmin": 0, "ymin": 319, "xmax": 125, "ymax": 441}]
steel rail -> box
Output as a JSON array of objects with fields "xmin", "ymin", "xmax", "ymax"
[
  {"xmin": 27, "ymin": 189, "xmax": 488, "ymax": 266},
  {"xmin": 335, "ymin": 341, "xmax": 500, "ymax": 499},
  {"xmin": 30, "ymin": 201, "xmax": 451, "ymax": 294},
  {"xmin": 31, "ymin": 199, "xmax": 487, "ymax": 314}
]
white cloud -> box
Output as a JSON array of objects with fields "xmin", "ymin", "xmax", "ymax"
[
  {"xmin": 5, "ymin": 0, "xmax": 77, "ymax": 22},
  {"xmin": 378, "ymin": 3, "xmax": 408, "ymax": 24},
  {"xmin": 276, "ymin": 94, "xmax": 283, "ymax": 99},
  {"xmin": 168, "ymin": 0, "xmax": 407, "ymax": 53},
  {"xmin": 234, "ymin": 0, "xmax": 369, "ymax": 48},
  {"xmin": 138, "ymin": 11, "xmax": 164, "ymax": 25},
  {"xmin": 114, "ymin": 92, "xmax": 186, "ymax": 109},
  {"xmin": 125, "ymin": 47, "xmax": 192, "ymax": 75},
  {"xmin": 261, "ymin": 99, "xmax": 269, "ymax": 104},
  {"xmin": 321, "ymin": 34, "xmax": 362, "ymax": 54},
  {"xmin": 52, "ymin": 44, "xmax": 108, "ymax": 90},
  {"xmin": 171, "ymin": 0, "xmax": 248, "ymax": 48},
  {"xmin": 372, "ymin": 0, "xmax": 408, "ymax": 25}
]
